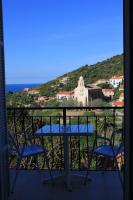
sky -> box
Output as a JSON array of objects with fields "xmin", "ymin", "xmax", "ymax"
[{"xmin": 2, "ymin": 0, "xmax": 123, "ymax": 84}]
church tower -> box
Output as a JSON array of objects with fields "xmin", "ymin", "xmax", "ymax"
[
  {"xmin": 78, "ymin": 76, "xmax": 85, "ymax": 87},
  {"xmin": 74, "ymin": 76, "xmax": 88, "ymax": 106},
  {"xmin": 74, "ymin": 76, "xmax": 104, "ymax": 106}
]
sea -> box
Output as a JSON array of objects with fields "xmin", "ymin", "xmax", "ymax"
[{"xmin": 6, "ymin": 83, "xmax": 41, "ymax": 93}]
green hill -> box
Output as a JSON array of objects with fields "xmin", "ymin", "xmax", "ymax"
[{"xmin": 35, "ymin": 54, "xmax": 123, "ymax": 96}]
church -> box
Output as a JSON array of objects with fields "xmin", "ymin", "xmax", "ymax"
[
  {"xmin": 74, "ymin": 76, "xmax": 104, "ymax": 106},
  {"xmin": 56, "ymin": 76, "xmax": 104, "ymax": 106}
]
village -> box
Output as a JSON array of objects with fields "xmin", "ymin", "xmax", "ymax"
[{"xmin": 24, "ymin": 75, "xmax": 124, "ymax": 107}]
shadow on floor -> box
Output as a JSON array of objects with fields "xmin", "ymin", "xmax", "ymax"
[{"xmin": 8, "ymin": 170, "xmax": 123, "ymax": 200}]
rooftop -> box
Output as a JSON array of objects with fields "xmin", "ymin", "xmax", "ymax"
[
  {"xmin": 112, "ymin": 101, "xmax": 124, "ymax": 106},
  {"xmin": 57, "ymin": 91, "xmax": 74, "ymax": 95},
  {"xmin": 110, "ymin": 76, "xmax": 124, "ymax": 80}
]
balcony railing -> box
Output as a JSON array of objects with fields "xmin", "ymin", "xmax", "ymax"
[{"xmin": 7, "ymin": 107, "xmax": 124, "ymax": 171}]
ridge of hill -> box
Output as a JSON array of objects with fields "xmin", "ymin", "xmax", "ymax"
[{"xmin": 35, "ymin": 54, "xmax": 123, "ymax": 96}]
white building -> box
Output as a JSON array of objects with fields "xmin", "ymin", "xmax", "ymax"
[
  {"xmin": 59, "ymin": 76, "xmax": 69, "ymax": 84},
  {"xmin": 74, "ymin": 76, "xmax": 104, "ymax": 106},
  {"xmin": 23, "ymin": 88, "xmax": 29, "ymax": 92},
  {"xmin": 56, "ymin": 91, "xmax": 74, "ymax": 101},
  {"xmin": 74, "ymin": 76, "xmax": 89, "ymax": 106},
  {"xmin": 37, "ymin": 96, "xmax": 49, "ymax": 102},
  {"xmin": 109, "ymin": 76, "xmax": 124, "ymax": 88},
  {"xmin": 27, "ymin": 90, "xmax": 39, "ymax": 95},
  {"xmin": 56, "ymin": 76, "xmax": 104, "ymax": 106}
]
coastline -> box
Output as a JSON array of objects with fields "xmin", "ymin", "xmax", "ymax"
[{"xmin": 6, "ymin": 83, "xmax": 41, "ymax": 93}]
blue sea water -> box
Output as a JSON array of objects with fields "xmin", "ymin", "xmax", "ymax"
[{"xmin": 6, "ymin": 83, "xmax": 41, "ymax": 93}]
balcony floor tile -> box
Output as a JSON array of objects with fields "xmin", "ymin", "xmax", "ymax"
[{"xmin": 8, "ymin": 170, "xmax": 123, "ymax": 200}]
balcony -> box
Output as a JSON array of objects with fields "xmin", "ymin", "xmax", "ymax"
[
  {"xmin": 7, "ymin": 107, "xmax": 124, "ymax": 200},
  {"xmin": 9, "ymin": 170, "xmax": 123, "ymax": 200}
]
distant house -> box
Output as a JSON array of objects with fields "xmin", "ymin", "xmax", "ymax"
[
  {"xmin": 102, "ymin": 89, "xmax": 114, "ymax": 98},
  {"xmin": 28, "ymin": 90, "xmax": 39, "ymax": 95},
  {"xmin": 56, "ymin": 91, "xmax": 74, "ymax": 101},
  {"xmin": 23, "ymin": 88, "xmax": 29, "ymax": 92},
  {"xmin": 50, "ymin": 85, "xmax": 55, "ymax": 88},
  {"xmin": 112, "ymin": 101, "xmax": 124, "ymax": 107},
  {"xmin": 37, "ymin": 96, "xmax": 49, "ymax": 102},
  {"xmin": 24, "ymin": 104, "xmax": 31, "ymax": 107},
  {"xmin": 59, "ymin": 76, "xmax": 69, "ymax": 84},
  {"xmin": 109, "ymin": 76, "xmax": 124, "ymax": 88},
  {"xmin": 36, "ymin": 96, "xmax": 55, "ymax": 103},
  {"xmin": 112, "ymin": 91, "xmax": 124, "ymax": 107}
]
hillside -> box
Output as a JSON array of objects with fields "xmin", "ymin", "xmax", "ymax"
[{"xmin": 35, "ymin": 54, "xmax": 123, "ymax": 96}]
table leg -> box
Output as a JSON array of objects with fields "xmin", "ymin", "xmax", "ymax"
[{"xmin": 42, "ymin": 133, "xmax": 92, "ymax": 191}]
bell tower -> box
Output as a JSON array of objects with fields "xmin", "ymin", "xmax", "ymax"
[{"xmin": 78, "ymin": 76, "xmax": 85, "ymax": 87}]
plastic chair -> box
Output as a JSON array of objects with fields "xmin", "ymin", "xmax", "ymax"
[
  {"xmin": 84, "ymin": 128, "xmax": 124, "ymax": 187},
  {"xmin": 8, "ymin": 127, "xmax": 54, "ymax": 193}
]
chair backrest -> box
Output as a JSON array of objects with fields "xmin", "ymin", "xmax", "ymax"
[
  {"xmin": 8, "ymin": 126, "xmax": 33, "ymax": 155},
  {"xmin": 110, "ymin": 128, "xmax": 124, "ymax": 155},
  {"xmin": 8, "ymin": 132, "xmax": 19, "ymax": 156},
  {"xmin": 110, "ymin": 128, "xmax": 123, "ymax": 142}
]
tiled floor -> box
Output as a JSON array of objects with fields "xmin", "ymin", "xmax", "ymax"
[{"xmin": 8, "ymin": 170, "xmax": 123, "ymax": 200}]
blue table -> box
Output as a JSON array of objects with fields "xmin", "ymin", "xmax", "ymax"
[
  {"xmin": 35, "ymin": 124, "xmax": 94, "ymax": 190},
  {"xmin": 35, "ymin": 124, "xmax": 94, "ymax": 136}
]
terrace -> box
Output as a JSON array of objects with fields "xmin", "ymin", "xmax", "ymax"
[
  {"xmin": 7, "ymin": 107, "xmax": 124, "ymax": 200},
  {"xmin": 0, "ymin": 1, "xmax": 130, "ymax": 200},
  {"xmin": 9, "ymin": 170, "xmax": 123, "ymax": 200}
]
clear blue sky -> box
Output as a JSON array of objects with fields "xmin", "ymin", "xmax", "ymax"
[{"xmin": 2, "ymin": 0, "xmax": 123, "ymax": 84}]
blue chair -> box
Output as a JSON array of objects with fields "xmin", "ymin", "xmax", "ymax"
[
  {"xmin": 8, "ymin": 128, "xmax": 54, "ymax": 193},
  {"xmin": 84, "ymin": 128, "xmax": 124, "ymax": 187}
]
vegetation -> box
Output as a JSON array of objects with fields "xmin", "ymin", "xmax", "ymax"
[
  {"xmin": 113, "ymin": 88, "xmax": 122, "ymax": 100},
  {"xmin": 97, "ymin": 82, "xmax": 112, "ymax": 89},
  {"xmin": 35, "ymin": 54, "xmax": 123, "ymax": 96},
  {"xmin": 7, "ymin": 54, "xmax": 124, "ymax": 170},
  {"xmin": 6, "ymin": 54, "xmax": 123, "ymax": 107},
  {"xmin": 91, "ymin": 99, "xmax": 110, "ymax": 107},
  {"xmin": 6, "ymin": 91, "xmax": 37, "ymax": 107},
  {"xmin": 8, "ymin": 107, "xmax": 123, "ymax": 170}
]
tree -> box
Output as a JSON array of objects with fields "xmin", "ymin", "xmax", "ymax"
[
  {"xmin": 97, "ymin": 83, "xmax": 112, "ymax": 89},
  {"xmin": 113, "ymin": 88, "xmax": 122, "ymax": 100},
  {"xmin": 60, "ymin": 98, "xmax": 75, "ymax": 107},
  {"xmin": 91, "ymin": 99, "xmax": 110, "ymax": 107},
  {"xmin": 44, "ymin": 99, "xmax": 60, "ymax": 107}
]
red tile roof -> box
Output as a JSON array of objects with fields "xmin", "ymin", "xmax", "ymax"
[
  {"xmin": 58, "ymin": 91, "xmax": 74, "ymax": 95},
  {"xmin": 110, "ymin": 76, "xmax": 124, "ymax": 80},
  {"xmin": 112, "ymin": 101, "xmax": 124, "ymax": 106}
]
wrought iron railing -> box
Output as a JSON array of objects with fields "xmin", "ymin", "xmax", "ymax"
[{"xmin": 7, "ymin": 107, "xmax": 124, "ymax": 171}]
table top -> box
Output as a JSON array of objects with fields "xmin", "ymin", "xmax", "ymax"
[{"xmin": 35, "ymin": 124, "xmax": 94, "ymax": 136}]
